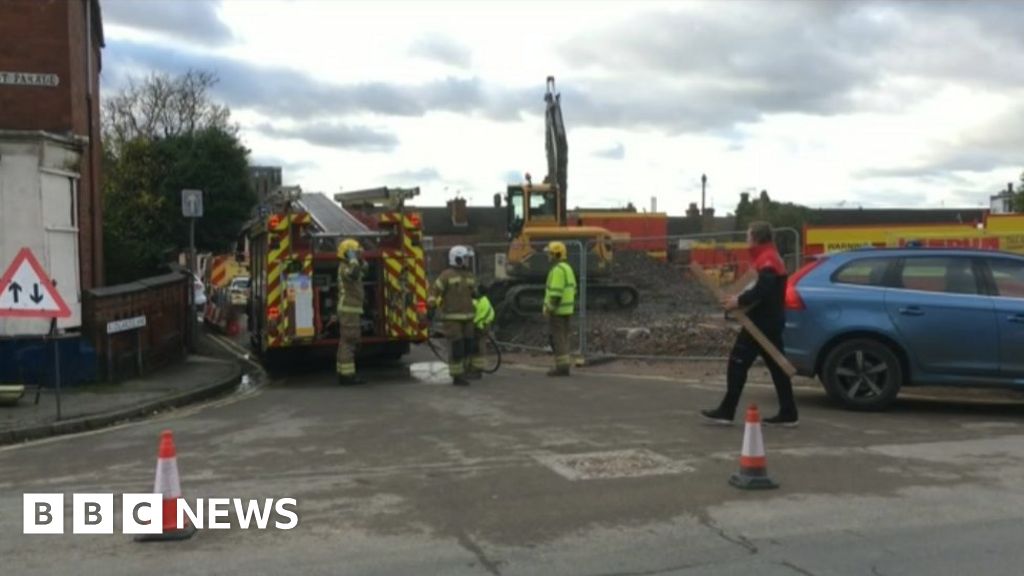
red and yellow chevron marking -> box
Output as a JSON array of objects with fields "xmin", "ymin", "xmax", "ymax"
[
  {"xmin": 265, "ymin": 217, "xmax": 291, "ymax": 348},
  {"xmin": 210, "ymin": 256, "xmax": 228, "ymax": 287},
  {"xmin": 378, "ymin": 211, "xmax": 428, "ymax": 340}
]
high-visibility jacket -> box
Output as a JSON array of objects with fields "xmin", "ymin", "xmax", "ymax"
[
  {"xmin": 544, "ymin": 261, "xmax": 576, "ymax": 316},
  {"xmin": 474, "ymin": 296, "xmax": 495, "ymax": 329},
  {"xmin": 337, "ymin": 258, "xmax": 366, "ymax": 315},
  {"xmin": 429, "ymin": 268, "xmax": 476, "ymax": 321}
]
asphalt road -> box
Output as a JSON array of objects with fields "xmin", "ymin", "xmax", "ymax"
[{"xmin": 2, "ymin": 342, "xmax": 1024, "ymax": 575}]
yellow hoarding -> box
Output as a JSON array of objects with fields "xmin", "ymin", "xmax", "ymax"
[{"xmin": 805, "ymin": 224, "xmax": 976, "ymax": 254}]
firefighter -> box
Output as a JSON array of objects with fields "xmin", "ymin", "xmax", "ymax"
[
  {"xmin": 543, "ymin": 241, "xmax": 576, "ymax": 377},
  {"xmin": 429, "ymin": 245, "xmax": 477, "ymax": 386},
  {"xmin": 701, "ymin": 221, "xmax": 799, "ymax": 426},
  {"xmin": 336, "ymin": 238, "xmax": 367, "ymax": 385},
  {"xmin": 468, "ymin": 284, "xmax": 496, "ymax": 379}
]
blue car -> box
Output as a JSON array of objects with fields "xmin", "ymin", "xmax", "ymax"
[{"xmin": 784, "ymin": 248, "xmax": 1024, "ymax": 410}]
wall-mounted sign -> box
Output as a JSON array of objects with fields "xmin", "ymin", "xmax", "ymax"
[
  {"xmin": 107, "ymin": 315, "xmax": 147, "ymax": 335},
  {"xmin": 0, "ymin": 71, "xmax": 60, "ymax": 87}
]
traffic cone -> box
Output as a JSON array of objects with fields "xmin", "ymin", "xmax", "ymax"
[
  {"xmin": 729, "ymin": 405, "xmax": 779, "ymax": 490},
  {"xmin": 135, "ymin": 430, "xmax": 197, "ymax": 542}
]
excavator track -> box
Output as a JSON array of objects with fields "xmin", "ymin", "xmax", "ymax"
[{"xmin": 498, "ymin": 282, "xmax": 640, "ymax": 316}]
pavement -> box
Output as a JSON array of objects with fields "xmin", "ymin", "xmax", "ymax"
[
  {"xmin": 0, "ymin": 335, "xmax": 243, "ymax": 444},
  {"xmin": 2, "ymin": 345, "xmax": 1024, "ymax": 575}
]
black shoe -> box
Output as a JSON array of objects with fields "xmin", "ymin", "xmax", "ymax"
[
  {"xmin": 466, "ymin": 371, "xmax": 483, "ymax": 380},
  {"xmin": 452, "ymin": 377, "xmax": 471, "ymax": 386},
  {"xmin": 700, "ymin": 408, "xmax": 734, "ymax": 425},
  {"xmin": 546, "ymin": 367, "xmax": 570, "ymax": 377},
  {"xmin": 764, "ymin": 414, "xmax": 800, "ymax": 428},
  {"xmin": 349, "ymin": 374, "xmax": 367, "ymax": 385}
]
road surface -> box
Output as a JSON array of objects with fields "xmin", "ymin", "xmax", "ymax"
[{"xmin": 2, "ymin": 343, "xmax": 1023, "ymax": 575}]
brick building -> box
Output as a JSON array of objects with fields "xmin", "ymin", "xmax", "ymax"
[
  {"xmin": 0, "ymin": 0, "xmax": 104, "ymax": 335},
  {"xmin": 249, "ymin": 165, "xmax": 282, "ymax": 204}
]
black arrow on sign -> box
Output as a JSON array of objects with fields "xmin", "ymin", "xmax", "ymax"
[
  {"xmin": 30, "ymin": 283, "xmax": 44, "ymax": 304},
  {"xmin": 7, "ymin": 282, "xmax": 21, "ymax": 303}
]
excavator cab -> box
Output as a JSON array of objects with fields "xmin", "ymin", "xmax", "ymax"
[{"xmin": 506, "ymin": 180, "xmax": 562, "ymax": 237}]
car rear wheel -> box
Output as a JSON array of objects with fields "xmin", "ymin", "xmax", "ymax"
[{"xmin": 821, "ymin": 339, "xmax": 902, "ymax": 411}]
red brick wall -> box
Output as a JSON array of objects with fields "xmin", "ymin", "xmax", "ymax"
[
  {"xmin": 82, "ymin": 274, "xmax": 189, "ymax": 380},
  {"xmin": 0, "ymin": 0, "xmax": 104, "ymax": 288},
  {"xmin": 0, "ymin": 0, "xmax": 73, "ymax": 131}
]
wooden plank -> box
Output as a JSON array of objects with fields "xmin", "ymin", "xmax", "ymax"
[{"xmin": 688, "ymin": 262, "xmax": 798, "ymax": 377}]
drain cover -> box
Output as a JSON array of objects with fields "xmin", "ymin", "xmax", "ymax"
[{"xmin": 535, "ymin": 449, "xmax": 693, "ymax": 481}]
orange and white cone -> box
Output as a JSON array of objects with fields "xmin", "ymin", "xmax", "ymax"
[
  {"xmin": 729, "ymin": 405, "xmax": 779, "ymax": 490},
  {"xmin": 136, "ymin": 430, "xmax": 197, "ymax": 542}
]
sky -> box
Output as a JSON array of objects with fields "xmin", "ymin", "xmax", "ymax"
[{"xmin": 99, "ymin": 0, "xmax": 1024, "ymax": 214}]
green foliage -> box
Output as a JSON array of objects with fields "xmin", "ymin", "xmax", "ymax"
[
  {"xmin": 734, "ymin": 190, "xmax": 817, "ymax": 232},
  {"xmin": 1017, "ymin": 171, "xmax": 1024, "ymax": 213},
  {"xmin": 102, "ymin": 71, "xmax": 255, "ymax": 284},
  {"xmin": 103, "ymin": 128, "xmax": 255, "ymax": 284},
  {"xmin": 733, "ymin": 190, "xmax": 818, "ymax": 256}
]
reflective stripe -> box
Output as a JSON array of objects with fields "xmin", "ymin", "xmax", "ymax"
[
  {"xmin": 449, "ymin": 362, "xmax": 464, "ymax": 375},
  {"xmin": 340, "ymin": 306, "xmax": 363, "ymax": 314},
  {"xmin": 555, "ymin": 355, "xmax": 572, "ymax": 367},
  {"xmin": 337, "ymin": 362, "xmax": 356, "ymax": 376},
  {"xmin": 471, "ymin": 357, "xmax": 486, "ymax": 369},
  {"xmin": 441, "ymin": 313, "xmax": 474, "ymax": 320}
]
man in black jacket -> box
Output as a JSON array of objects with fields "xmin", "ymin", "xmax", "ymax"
[{"xmin": 701, "ymin": 221, "xmax": 799, "ymax": 427}]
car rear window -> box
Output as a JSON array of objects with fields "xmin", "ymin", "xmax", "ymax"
[
  {"xmin": 988, "ymin": 258, "xmax": 1024, "ymax": 298},
  {"xmin": 832, "ymin": 258, "xmax": 892, "ymax": 286}
]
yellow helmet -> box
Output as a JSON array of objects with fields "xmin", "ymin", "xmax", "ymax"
[
  {"xmin": 337, "ymin": 238, "xmax": 361, "ymax": 258},
  {"xmin": 544, "ymin": 241, "xmax": 567, "ymax": 260}
]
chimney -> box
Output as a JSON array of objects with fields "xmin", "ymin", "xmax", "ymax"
[
  {"xmin": 493, "ymin": 193, "xmax": 502, "ymax": 208},
  {"xmin": 686, "ymin": 202, "xmax": 700, "ymax": 219},
  {"xmin": 701, "ymin": 174, "xmax": 707, "ymax": 215},
  {"xmin": 650, "ymin": 196, "xmax": 657, "ymax": 213},
  {"xmin": 447, "ymin": 197, "xmax": 468, "ymax": 227}
]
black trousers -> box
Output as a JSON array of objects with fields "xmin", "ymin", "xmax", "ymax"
[{"xmin": 717, "ymin": 328, "xmax": 798, "ymax": 419}]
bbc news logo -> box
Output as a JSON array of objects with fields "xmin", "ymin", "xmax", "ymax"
[{"xmin": 24, "ymin": 494, "xmax": 299, "ymax": 534}]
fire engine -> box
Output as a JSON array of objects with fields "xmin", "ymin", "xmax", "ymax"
[{"xmin": 245, "ymin": 186, "xmax": 428, "ymax": 362}]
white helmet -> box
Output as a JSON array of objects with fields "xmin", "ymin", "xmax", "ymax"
[{"xmin": 448, "ymin": 245, "xmax": 472, "ymax": 268}]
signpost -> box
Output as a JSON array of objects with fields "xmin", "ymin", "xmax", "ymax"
[
  {"xmin": 0, "ymin": 248, "xmax": 73, "ymax": 419},
  {"xmin": 182, "ymin": 189, "xmax": 203, "ymax": 352}
]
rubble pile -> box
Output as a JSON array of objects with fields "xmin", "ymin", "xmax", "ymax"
[{"xmin": 495, "ymin": 252, "xmax": 738, "ymax": 357}]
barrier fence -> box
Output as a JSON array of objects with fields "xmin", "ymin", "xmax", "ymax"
[{"xmin": 421, "ymin": 228, "xmax": 800, "ymax": 363}]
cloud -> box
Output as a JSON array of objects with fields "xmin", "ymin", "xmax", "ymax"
[
  {"xmin": 556, "ymin": 2, "xmax": 1024, "ymax": 134},
  {"xmin": 102, "ymin": 0, "xmax": 234, "ymax": 46},
  {"xmin": 593, "ymin": 142, "xmax": 625, "ymax": 160},
  {"xmin": 103, "ymin": 40, "xmax": 538, "ymax": 123},
  {"xmin": 410, "ymin": 35, "xmax": 472, "ymax": 69},
  {"xmin": 386, "ymin": 167, "xmax": 442, "ymax": 183},
  {"xmin": 860, "ymin": 103, "xmax": 1024, "ymax": 178},
  {"xmin": 253, "ymin": 123, "xmax": 398, "ymax": 152}
]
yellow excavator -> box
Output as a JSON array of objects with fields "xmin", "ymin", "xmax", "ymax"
[{"xmin": 492, "ymin": 77, "xmax": 640, "ymax": 315}]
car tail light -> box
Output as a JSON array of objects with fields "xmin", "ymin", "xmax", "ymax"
[{"xmin": 785, "ymin": 258, "xmax": 826, "ymax": 311}]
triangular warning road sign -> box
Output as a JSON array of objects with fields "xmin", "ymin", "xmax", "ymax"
[{"xmin": 0, "ymin": 247, "xmax": 71, "ymax": 318}]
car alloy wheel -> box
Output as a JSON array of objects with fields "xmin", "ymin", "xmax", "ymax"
[
  {"xmin": 834, "ymin": 349, "xmax": 889, "ymax": 400},
  {"xmin": 822, "ymin": 338, "xmax": 903, "ymax": 411}
]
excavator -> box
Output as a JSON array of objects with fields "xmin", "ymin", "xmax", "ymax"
[{"xmin": 491, "ymin": 77, "xmax": 640, "ymax": 315}]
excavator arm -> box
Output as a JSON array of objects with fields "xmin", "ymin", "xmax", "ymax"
[{"xmin": 544, "ymin": 76, "xmax": 568, "ymax": 225}]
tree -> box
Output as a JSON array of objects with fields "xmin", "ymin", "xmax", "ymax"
[
  {"xmin": 102, "ymin": 70, "xmax": 233, "ymax": 155},
  {"xmin": 102, "ymin": 71, "xmax": 255, "ymax": 284},
  {"xmin": 1017, "ymin": 171, "xmax": 1024, "ymax": 213},
  {"xmin": 733, "ymin": 189, "xmax": 817, "ymax": 257}
]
